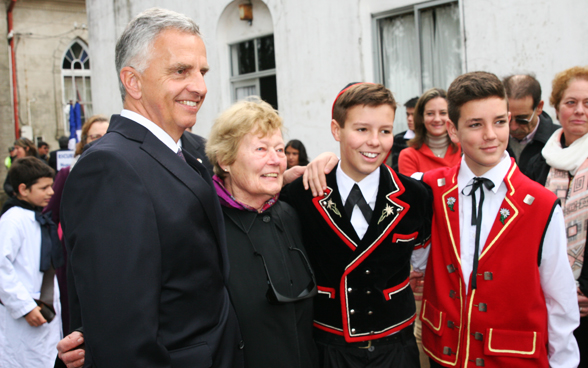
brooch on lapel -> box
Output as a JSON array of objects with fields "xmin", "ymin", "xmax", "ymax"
[
  {"xmin": 446, "ymin": 197, "xmax": 456, "ymax": 212},
  {"xmin": 499, "ymin": 208, "xmax": 510, "ymax": 224},
  {"xmin": 325, "ymin": 199, "xmax": 342, "ymax": 217},
  {"xmin": 377, "ymin": 204, "xmax": 395, "ymax": 224}
]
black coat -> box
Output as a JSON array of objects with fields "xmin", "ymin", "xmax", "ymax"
[
  {"xmin": 507, "ymin": 111, "xmax": 559, "ymax": 176},
  {"xmin": 223, "ymin": 201, "xmax": 319, "ymax": 368},
  {"xmin": 61, "ymin": 115, "xmax": 243, "ymax": 368},
  {"xmin": 281, "ymin": 164, "xmax": 432, "ymax": 342}
]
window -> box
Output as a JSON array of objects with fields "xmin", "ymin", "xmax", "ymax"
[
  {"xmin": 230, "ymin": 35, "xmax": 278, "ymax": 109},
  {"xmin": 62, "ymin": 39, "xmax": 92, "ymax": 124},
  {"xmin": 374, "ymin": 1, "xmax": 463, "ymax": 132}
]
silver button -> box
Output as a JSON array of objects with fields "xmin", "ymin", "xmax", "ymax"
[
  {"xmin": 350, "ymin": 309, "xmax": 355, "ymax": 315},
  {"xmin": 348, "ymin": 287, "xmax": 353, "ymax": 293},
  {"xmin": 370, "ymin": 331, "xmax": 374, "ymax": 335},
  {"xmin": 263, "ymin": 215, "xmax": 270, "ymax": 223},
  {"xmin": 351, "ymin": 328, "xmax": 356, "ymax": 333},
  {"xmin": 365, "ymin": 269, "xmax": 371, "ymax": 275},
  {"xmin": 368, "ymin": 310, "xmax": 373, "ymax": 315},
  {"xmin": 366, "ymin": 290, "xmax": 371, "ymax": 295}
]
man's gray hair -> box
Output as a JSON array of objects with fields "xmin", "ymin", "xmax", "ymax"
[{"xmin": 115, "ymin": 8, "xmax": 201, "ymax": 101}]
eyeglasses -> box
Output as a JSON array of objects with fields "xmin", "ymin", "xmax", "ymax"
[
  {"xmin": 87, "ymin": 134, "xmax": 104, "ymax": 141},
  {"xmin": 255, "ymin": 246, "xmax": 317, "ymax": 304},
  {"xmin": 510, "ymin": 107, "xmax": 537, "ymax": 125}
]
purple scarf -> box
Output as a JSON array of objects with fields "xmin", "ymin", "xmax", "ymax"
[{"xmin": 213, "ymin": 175, "xmax": 278, "ymax": 213}]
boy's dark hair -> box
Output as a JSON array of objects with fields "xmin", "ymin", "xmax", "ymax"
[
  {"xmin": 332, "ymin": 83, "xmax": 396, "ymax": 128},
  {"xmin": 38, "ymin": 141, "xmax": 49, "ymax": 149},
  {"xmin": 447, "ymin": 71, "xmax": 507, "ymax": 128},
  {"xmin": 503, "ymin": 74, "xmax": 542, "ymax": 109},
  {"xmin": 404, "ymin": 96, "xmax": 419, "ymax": 109},
  {"xmin": 58, "ymin": 136, "xmax": 69, "ymax": 149},
  {"xmin": 9, "ymin": 157, "xmax": 55, "ymax": 192}
]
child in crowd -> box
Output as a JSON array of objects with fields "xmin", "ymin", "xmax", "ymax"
[
  {"xmin": 0, "ymin": 157, "xmax": 63, "ymax": 368},
  {"xmin": 420, "ymin": 71, "xmax": 579, "ymax": 367},
  {"xmin": 281, "ymin": 82, "xmax": 432, "ymax": 367}
]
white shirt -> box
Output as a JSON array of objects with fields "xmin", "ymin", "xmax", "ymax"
[
  {"xmin": 336, "ymin": 165, "xmax": 379, "ymax": 239},
  {"xmin": 457, "ymin": 153, "xmax": 579, "ymax": 368},
  {"xmin": 121, "ymin": 109, "xmax": 182, "ymax": 153},
  {"xmin": 0, "ymin": 207, "xmax": 62, "ymax": 368}
]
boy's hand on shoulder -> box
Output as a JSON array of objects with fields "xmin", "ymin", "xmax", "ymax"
[
  {"xmin": 303, "ymin": 152, "xmax": 339, "ymax": 197},
  {"xmin": 24, "ymin": 306, "xmax": 47, "ymax": 327},
  {"xmin": 283, "ymin": 166, "xmax": 306, "ymax": 186}
]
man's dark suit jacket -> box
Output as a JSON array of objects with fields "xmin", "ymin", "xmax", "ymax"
[
  {"xmin": 507, "ymin": 111, "xmax": 559, "ymax": 176},
  {"xmin": 61, "ymin": 115, "xmax": 243, "ymax": 368}
]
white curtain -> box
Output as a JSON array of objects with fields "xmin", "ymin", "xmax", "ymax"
[
  {"xmin": 419, "ymin": 2, "xmax": 462, "ymax": 92},
  {"xmin": 380, "ymin": 13, "xmax": 420, "ymax": 134},
  {"xmin": 235, "ymin": 86, "xmax": 257, "ymax": 101}
]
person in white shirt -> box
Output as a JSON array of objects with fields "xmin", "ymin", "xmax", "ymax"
[{"xmin": 0, "ymin": 157, "xmax": 62, "ymax": 368}]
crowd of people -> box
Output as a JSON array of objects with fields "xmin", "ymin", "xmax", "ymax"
[{"xmin": 0, "ymin": 6, "xmax": 587, "ymax": 368}]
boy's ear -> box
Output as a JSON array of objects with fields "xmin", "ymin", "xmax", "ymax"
[
  {"xmin": 446, "ymin": 119, "xmax": 460, "ymax": 144},
  {"xmin": 120, "ymin": 66, "xmax": 142, "ymax": 100},
  {"xmin": 17, "ymin": 183, "xmax": 29, "ymax": 198},
  {"xmin": 331, "ymin": 119, "xmax": 342, "ymax": 142}
]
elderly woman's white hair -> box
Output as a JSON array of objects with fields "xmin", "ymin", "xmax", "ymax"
[{"xmin": 206, "ymin": 97, "xmax": 283, "ymax": 179}]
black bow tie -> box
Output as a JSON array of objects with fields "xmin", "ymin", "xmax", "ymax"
[
  {"xmin": 345, "ymin": 184, "xmax": 372, "ymax": 223},
  {"xmin": 462, "ymin": 177, "xmax": 494, "ymax": 290}
]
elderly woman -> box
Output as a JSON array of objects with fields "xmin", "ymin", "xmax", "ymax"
[
  {"xmin": 398, "ymin": 88, "xmax": 461, "ymax": 176},
  {"xmin": 527, "ymin": 66, "xmax": 588, "ymax": 366},
  {"xmin": 205, "ymin": 98, "xmax": 318, "ymax": 368}
]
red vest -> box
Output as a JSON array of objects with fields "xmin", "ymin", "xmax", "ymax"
[{"xmin": 421, "ymin": 161, "xmax": 558, "ymax": 367}]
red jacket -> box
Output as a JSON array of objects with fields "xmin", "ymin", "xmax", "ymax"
[
  {"xmin": 421, "ymin": 161, "xmax": 558, "ymax": 367},
  {"xmin": 398, "ymin": 143, "xmax": 461, "ymax": 176}
]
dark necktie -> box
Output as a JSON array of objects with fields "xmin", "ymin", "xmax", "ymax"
[
  {"xmin": 345, "ymin": 184, "xmax": 372, "ymax": 223},
  {"xmin": 463, "ymin": 177, "xmax": 494, "ymax": 290},
  {"xmin": 177, "ymin": 148, "xmax": 186, "ymax": 162},
  {"xmin": 35, "ymin": 211, "xmax": 64, "ymax": 272}
]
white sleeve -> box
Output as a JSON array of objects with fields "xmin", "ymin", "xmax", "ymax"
[
  {"xmin": 411, "ymin": 246, "xmax": 430, "ymax": 272},
  {"xmin": 0, "ymin": 214, "xmax": 38, "ymax": 319},
  {"xmin": 539, "ymin": 205, "xmax": 580, "ymax": 368}
]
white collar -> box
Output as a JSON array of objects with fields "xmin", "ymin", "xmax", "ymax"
[
  {"xmin": 457, "ymin": 152, "xmax": 511, "ymax": 194},
  {"xmin": 121, "ymin": 109, "xmax": 182, "ymax": 153},
  {"xmin": 336, "ymin": 164, "xmax": 380, "ymax": 205}
]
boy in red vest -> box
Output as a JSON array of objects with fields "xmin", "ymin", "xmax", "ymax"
[{"xmin": 420, "ymin": 71, "xmax": 579, "ymax": 367}]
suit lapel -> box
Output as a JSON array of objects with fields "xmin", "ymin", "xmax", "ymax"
[
  {"xmin": 139, "ymin": 129, "xmax": 226, "ymax": 255},
  {"xmin": 438, "ymin": 170, "xmax": 462, "ymax": 268},
  {"xmin": 314, "ymin": 169, "xmax": 361, "ymax": 250}
]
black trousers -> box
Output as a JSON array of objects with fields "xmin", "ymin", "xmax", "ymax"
[{"xmin": 314, "ymin": 326, "xmax": 419, "ymax": 368}]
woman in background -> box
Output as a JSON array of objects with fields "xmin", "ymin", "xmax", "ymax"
[
  {"xmin": 398, "ymin": 88, "xmax": 461, "ymax": 176},
  {"xmin": 285, "ymin": 139, "xmax": 310, "ymax": 169},
  {"xmin": 527, "ymin": 66, "xmax": 588, "ymax": 367}
]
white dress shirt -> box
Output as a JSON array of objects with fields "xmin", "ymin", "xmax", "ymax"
[
  {"xmin": 336, "ymin": 165, "xmax": 379, "ymax": 239},
  {"xmin": 457, "ymin": 153, "xmax": 579, "ymax": 368},
  {"xmin": 121, "ymin": 109, "xmax": 182, "ymax": 153}
]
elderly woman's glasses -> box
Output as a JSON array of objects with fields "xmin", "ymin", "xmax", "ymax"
[{"xmin": 254, "ymin": 247, "xmax": 317, "ymax": 304}]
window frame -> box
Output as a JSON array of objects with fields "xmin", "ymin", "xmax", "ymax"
[
  {"xmin": 61, "ymin": 39, "xmax": 92, "ymax": 130},
  {"xmin": 228, "ymin": 34, "xmax": 276, "ymax": 103},
  {"xmin": 372, "ymin": 0, "xmax": 465, "ymax": 94}
]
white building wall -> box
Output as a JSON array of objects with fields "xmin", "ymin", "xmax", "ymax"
[{"xmin": 86, "ymin": 0, "xmax": 588, "ymax": 160}]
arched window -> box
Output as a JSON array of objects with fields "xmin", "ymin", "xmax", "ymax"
[{"xmin": 62, "ymin": 39, "xmax": 92, "ymax": 125}]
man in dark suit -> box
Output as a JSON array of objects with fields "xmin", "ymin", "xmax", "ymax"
[
  {"xmin": 59, "ymin": 8, "xmax": 243, "ymax": 368},
  {"xmin": 503, "ymin": 74, "xmax": 559, "ymax": 175}
]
